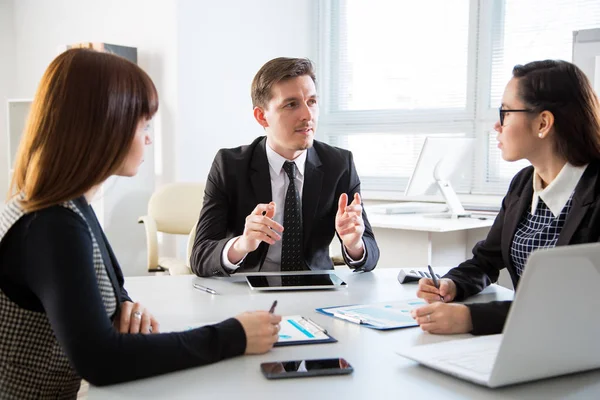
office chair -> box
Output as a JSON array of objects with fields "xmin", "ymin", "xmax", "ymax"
[{"xmin": 138, "ymin": 182, "xmax": 204, "ymax": 275}]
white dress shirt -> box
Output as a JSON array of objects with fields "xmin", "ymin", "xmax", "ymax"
[
  {"xmin": 531, "ymin": 162, "xmax": 588, "ymax": 216},
  {"xmin": 222, "ymin": 142, "xmax": 364, "ymax": 272}
]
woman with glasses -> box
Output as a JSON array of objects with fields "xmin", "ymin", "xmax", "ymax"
[{"xmin": 412, "ymin": 59, "xmax": 600, "ymax": 335}]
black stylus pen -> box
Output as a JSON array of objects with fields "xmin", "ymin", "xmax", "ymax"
[
  {"xmin": 268, "ymin": 300, "xmax": 278, "ymax": 314},
  {"xmin": 428, "ymin": 265, "xmax": 444, "ymax": 302}
]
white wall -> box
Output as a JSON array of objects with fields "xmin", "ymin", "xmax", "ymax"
[
  {"xmin": 176, "ymin": 0, "xmax": 318, "ymax": 184},
  {"xmin": 171, "ymin": 0, "xmax": 317, "ymax": 259},
  {"xmin": 6, "ymin": 0, "xmax": 317, "ymax": 272},
  {"xmin": 0, "ymin": 0, "xmax": 16, "ymax": 206},
  {"xmin": 11, "ymin": 0, "xmax": 178, "ymax": 275}
]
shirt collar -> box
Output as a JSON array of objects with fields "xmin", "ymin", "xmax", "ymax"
[
  {"xmin": 265, "ymin": 143, "xmax": 307, "ymax": 178},
  {"xmin": 531, "ymin": 162, "xmax": 587, "ymax": 216}
]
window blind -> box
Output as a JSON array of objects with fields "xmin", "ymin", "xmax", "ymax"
[
  {"xmin": 319, "ymin": 0, "xmax": 600, "ymax": 196},
  {"xmin": 484, "ymin": 0, "xmax": 600, "ymax": 192},
  {"xmin": 319, "ymin": 0, "xmax": 475, "ymax": 193}
]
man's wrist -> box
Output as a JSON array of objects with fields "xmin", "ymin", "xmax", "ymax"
[
  {"xmin": 344, "ymin": 240, "xmax": 365, "ymax": 260},
  {"xmin": 228, "ymin": 237, "xmax": 247, "ymax": 264}
]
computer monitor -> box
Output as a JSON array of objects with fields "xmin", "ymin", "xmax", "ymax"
[{"xmin": 405, "ymin": 137, "xmax": 475, "ymax": 218}]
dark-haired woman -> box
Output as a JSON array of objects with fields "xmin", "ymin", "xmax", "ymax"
[{"xmin": 412, "ymin": 60, "xmax": 600, "ymax": 335}]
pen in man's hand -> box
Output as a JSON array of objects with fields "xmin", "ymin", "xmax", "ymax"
[
  {"xmin": 427, "ymin": 265, "xmax": 444, "ymax": 302},
  {"xmin": 269, "ymin": 300, "xmax": 278, "ymax": 314},
  {"xmin": 193, "ymin": 283, "xmax": 218, "ymax": 295}
]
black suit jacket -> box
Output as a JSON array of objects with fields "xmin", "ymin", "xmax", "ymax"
[
  {"xmin": 190, "ymin": 136, "xmax": 380, "ymax": 277},
  {"xmin": 445, "ymin": 161, "xmax": 600, "ymax": 335}
]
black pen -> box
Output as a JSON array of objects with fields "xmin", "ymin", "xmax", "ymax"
[
  {"xmin": 428, "ymin": 265, "xmax": 439, "ymax": 288},
  {"xmin": 428, "ymin": 265, "xmax": 444, "ymax": 302},
  {"xmin": 268, "ymin": 300, "xmax": 278, "ymax": 314}
]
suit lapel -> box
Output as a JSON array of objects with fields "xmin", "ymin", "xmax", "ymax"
[
  {"xmin": 302, "ymin": 147, "xmax": 323, "ymax": 249},
  {"xmin": 557, "ymin": 163, "xmax": 598, "ymax": 245},
  {"xmin": 249, "ymin": 138, "xmax": 273, "ymax": 205},
  {"xmin": 501, "ymin": 175, "xmax": 533, "ymax": 264}
]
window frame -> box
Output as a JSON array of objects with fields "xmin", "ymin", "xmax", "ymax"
[{"xmin": 316, "ymin": 0, "xmax": 532, "ymax": 196}]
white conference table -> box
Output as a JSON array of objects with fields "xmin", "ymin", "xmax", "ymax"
[{"xmin": 89, "ymin": 268, "xmax": 600, "ymax": 399}]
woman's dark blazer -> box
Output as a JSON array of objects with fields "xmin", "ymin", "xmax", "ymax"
[{"xmin": 445, "ymin": 161, "xmax": 600, "ymax": 335}]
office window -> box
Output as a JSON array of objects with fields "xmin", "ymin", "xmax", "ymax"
[
  {"xmin": 485, "ymin": 0, "xmax": 600, "ymax": 191},
  {"xmin": 329, "ymin": 132, "xmax": 471, "ymax": 192},
  {"xmin": 319, "ymin": 0, "xmax": 475, "ymax": 194},
  {"xmin": 319, "ymin": 0, "xmax": 600, "ymax": 195},
  {"xmin": 334, "ymin": 0, "xmax": 470, "ymax": 111}
]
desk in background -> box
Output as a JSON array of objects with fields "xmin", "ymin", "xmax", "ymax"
[
  {"xmin": 88, "ymin": 269, "xmax": 600, "ymax": 399},
  {"xmin": 365, "ymin": 207, "xmax": 494, "ymax": 269}
]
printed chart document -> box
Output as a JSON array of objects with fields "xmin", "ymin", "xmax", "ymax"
[
  {"xmin": 275, "ymin": 315, "xmax": 336, "ymax": 346},
  {"xmin": 316, "ymin": 299, "xmax": 426, "ymax": 330},
  {"xmin": 162, "ymin": 315, "xmax": 336, "ymax": 346}
]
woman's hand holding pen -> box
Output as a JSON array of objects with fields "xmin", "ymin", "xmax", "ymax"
[
  {"xmin": 235, "ymin": 311, "xmax": 282, "ymax": 354},
  {"xmin": 413, "ymin": 276, "xmax": 472, "ymax": 334},
  {"xmin": 416, "ymin": 278, "xmax": 457, "ymax": 303},
  {"xmin": 411, "ymin": 302, "xmax": 473, "ymax": 334}
]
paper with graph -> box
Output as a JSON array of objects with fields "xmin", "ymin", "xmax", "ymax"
[{"xmin": 316, "ymin": 299, "xmax": 427, "ymax": 330}]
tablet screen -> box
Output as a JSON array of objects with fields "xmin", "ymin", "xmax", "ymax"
[{"xmin": 246, "ymin": 273, "xmax": 347, "ymax": 290}]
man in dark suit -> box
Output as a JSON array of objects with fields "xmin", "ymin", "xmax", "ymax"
[{"xmin": 190, "ymin": 57, "xmax": 379, "ymax": 277}]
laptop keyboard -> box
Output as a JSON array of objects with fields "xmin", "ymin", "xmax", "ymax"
[{"xmin": 432, "ymin": 347, "xmax": 498, "ymax": 375}]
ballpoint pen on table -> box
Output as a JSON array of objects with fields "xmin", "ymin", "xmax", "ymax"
[
  {"xmin": 303, "ymin": 317, "xmax": 328, "ymax": 334},
  {"xmin": 193, "ymin": 283, "xmax": 218, "ymax": 295},
  {"xmin": 427, "ymin": 265, "xmax": 444, "ymax": 302},
  {"xmin": 332, "ymin": 312, "xmax": 364, "ymax": 325}
]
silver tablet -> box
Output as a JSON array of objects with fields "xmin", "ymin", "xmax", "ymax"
[{"xmin": 246, "ymin": 273, "xmax": 347, "ymax": 291}]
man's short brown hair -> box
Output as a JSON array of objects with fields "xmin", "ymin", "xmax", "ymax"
[{"xmin": 251, "ymin": 57, "xmax": 316, "ymax": 109}]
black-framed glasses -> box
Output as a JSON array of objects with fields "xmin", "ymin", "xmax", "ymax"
[{"xmin": 499, "ymin": 107, "xmax": 533, "ymax": 126}]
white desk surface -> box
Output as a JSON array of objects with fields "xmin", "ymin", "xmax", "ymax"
[
  {"xmin": 365, "ymin": 209, "xmax": 495, "ymax": 232},
  {"xmin": 89, "ymin": 269, "xmax": 600, "ymax": 399}
]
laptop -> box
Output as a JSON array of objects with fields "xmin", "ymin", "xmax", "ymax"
[{"xmin": 396, "ymin": 242, "xmax": 600, "ymax": 388}]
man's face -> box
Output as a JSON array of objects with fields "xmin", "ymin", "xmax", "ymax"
[{"xmin": 256, "ymin": 75, "xmax": 319, "ymax": 160}]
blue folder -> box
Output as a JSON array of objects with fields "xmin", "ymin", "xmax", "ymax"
[{"xmin": 315, "ymin": 301, "xmax": 424, "ymax": 330}]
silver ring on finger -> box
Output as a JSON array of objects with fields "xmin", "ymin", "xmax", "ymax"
[
  {"xmin": 148, "ymin": 326, "xmax": 153, "ymax": 333},
  {"xmin": 427, "ymin": 314, "xmax": 431, "ymax": 323},
  {"xmin": 133, "ymin": 311, "xmax": 142, "ymax": 319}
]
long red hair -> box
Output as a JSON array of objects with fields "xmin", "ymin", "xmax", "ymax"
[{"xmin": 9, "ymin": 48, "xmax": 158, "ymax": 212}]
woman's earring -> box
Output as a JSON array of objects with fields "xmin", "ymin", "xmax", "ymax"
[{"xmin": 538, "ymin": 132, "xmax": 543, "ymax": 138}]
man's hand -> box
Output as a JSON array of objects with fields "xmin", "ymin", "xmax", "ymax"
[
  {"xmin": 228, "ymin": 202, "xmax": 283, "ymax": 263},
  {"xmin": 335, "ymin": 193, "xmax": 365, "ymax": 260},
  {"xmin": 416, "ymin": 278, "xmax": 457, "ymax": 303},
  {"xmin": 114, "ymin": 301, "xmax": 160, "ymax": 334},
  {"xmin": 410, "ymin": 302, "xmax": 473, "ymax": 334}
]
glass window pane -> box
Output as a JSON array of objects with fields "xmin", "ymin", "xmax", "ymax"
[
  {"xmin": 335, "ymin": 0, "xmax": 471, "ymax": 111},
  {"xmin": 489, "ymin": 0, "xmax": 600, "ymax": 106},
  {"xmin": 330, "ymin": 133, "xmax": 469, "ymax": 192}
]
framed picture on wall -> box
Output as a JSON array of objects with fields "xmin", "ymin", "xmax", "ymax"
[{"xmin": 60, "ymin": 42, "xmax": 137, "ymax": 64}]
